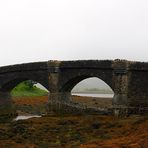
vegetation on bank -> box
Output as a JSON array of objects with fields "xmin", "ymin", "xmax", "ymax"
[
  {"xmin": 12, "ymin": 96, "xmax": 48, "ymax": 115},
  {"xmin": 11, "ymin": 80, "xmax": 48, "ymax": 97},
  {"xmin": 0, "ymin": 115, "xmax": 147, "ymax": 147}
]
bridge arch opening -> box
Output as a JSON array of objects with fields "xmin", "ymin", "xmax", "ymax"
[
  {"xmin": 10, "ymin": 80, "xmax": 49, "ymax": 117},
  {"xmin": 71, "ymin": 77, "xmax": 114, "ymax": 109}
]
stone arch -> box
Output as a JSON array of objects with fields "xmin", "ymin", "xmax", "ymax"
[
  {"xmin": 57, "ymin": 72, "xmax": 114, "ymax": 103},
  {"xmin": 60, "ymin": 75, "xmax": 114, "ymax": 93},
  {"xmin": 71, "ymin": 77, "xmax": 114, "ymax": 108},
  {"xmin": 1, "ymin": 77, "xmax": 49, "ymax": 92}
]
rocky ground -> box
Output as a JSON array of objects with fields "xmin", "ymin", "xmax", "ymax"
[
  {"xmin": 12, "ymin": 95, "xmax": 113, "ymax": 115},
  {"xmin": 0, "ymin": 114, "xmax": 147, "ymax": 147},
  {"xmin": 0, "ymin": 96, "xmax": 147, "ymax": 147}
]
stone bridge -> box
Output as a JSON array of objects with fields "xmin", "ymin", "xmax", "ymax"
[{"xmin": 0, "ymin": 59, "xmax": 147, "ymax": 118}]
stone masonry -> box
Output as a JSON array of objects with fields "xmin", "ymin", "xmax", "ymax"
[{"xmin": 0, "ymin": 60, "xmax": 147, "ymax": 119}]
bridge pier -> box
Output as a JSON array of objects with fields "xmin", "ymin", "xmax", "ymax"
[
  {"xmin": 48, "ymin": 92, "xmax": 72, "ymax": 114},
  {"xmin": 113, "ymin": 73, "xmax": 128, "ymax": 107},
  {"xmin": 112, "ymin": 60, "xmax": 130, "ymax": 117},
  {"xmin": 0, "ymin": 91, "xmax": 17, "ymax": 122},
  {"xmin": 47, "ymin": 61, "xmax": 72, "ymax": 114}
]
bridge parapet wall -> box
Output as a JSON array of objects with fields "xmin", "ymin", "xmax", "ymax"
[
  {"xmin": 129, "ymin": 61, "xmax": 148, "ymax": 71},
  {"xmin": 60, "ymin": 60, "xmax": 113, "ymax": 69},
  {"xmin": 0, "ymin": 62, "xmax": 48, "ymax": 74}
]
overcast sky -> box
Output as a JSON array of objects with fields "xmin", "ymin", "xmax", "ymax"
[{"xmin": 0, "ymin": 0, "xmax": 148, "ymax": 66}]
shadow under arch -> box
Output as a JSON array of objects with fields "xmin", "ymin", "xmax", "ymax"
[
  {"xmin": 0, "ymin": 78, "xmax": 49, "ymax": 92},
  {"xmin": 60, "ymin": 76, "xmax": 114, "ymax": 108},
  {"xmin": 60, "ymin": 75, "xmax": 114, "ymax": 93}
]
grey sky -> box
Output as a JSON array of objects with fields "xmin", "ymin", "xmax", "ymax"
[{"xmin": 0, "ymin": 0, "xmax": 148, "ymax": 66}]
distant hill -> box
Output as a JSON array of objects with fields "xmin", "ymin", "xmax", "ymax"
[{"xmin": 73, "ymin": 88, "xmax": 113, "ymax": 94}]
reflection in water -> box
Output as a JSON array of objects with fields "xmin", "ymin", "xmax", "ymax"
[{"xmin": 14, "ymin": 115, "xmax": 41, "ymax": 121}]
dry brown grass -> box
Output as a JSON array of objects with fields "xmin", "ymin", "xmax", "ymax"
[
  {"xmin": 13, "ymin": 95, "xmax": 112, "ymax": 108},
  {"xmin": 12, "ymin": 96, "xmax": 48, "ymax": 105},
  {"xmin": 7, "ymin": 96, "xmax": 147, "ymax": 148},
  {"xmin": 72, "ymin": 95, "xmax": 113, "ymax": 108},
  {"xmin": 0, "ymin": 115, "xmax": 147, "ymax": 147}
]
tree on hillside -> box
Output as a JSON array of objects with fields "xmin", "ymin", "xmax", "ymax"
[{"xmin": 24, "ymin": 80, "xmax": 37, "ymax": 89}]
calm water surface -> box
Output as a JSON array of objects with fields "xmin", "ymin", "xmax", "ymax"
[
  {"xmin": 14, "ymin": 115, "xmax": 41, "ymax": 121},
  {"xmin": 72, "ymin": 93, "xmax": 114, "ymax": 98}
]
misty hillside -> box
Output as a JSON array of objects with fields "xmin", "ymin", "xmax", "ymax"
[{"xmin": 72, "ymin": 78, "xmax": 113, "ymax": 93}]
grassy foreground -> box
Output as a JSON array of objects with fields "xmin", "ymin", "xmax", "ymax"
[
  {"xmin": 9, "ymin": 96, "xmax": 148, "ymax": 147},
  {"xmin": 0, "ymin": 115, "xmax": 147, "ymax": 147}
]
